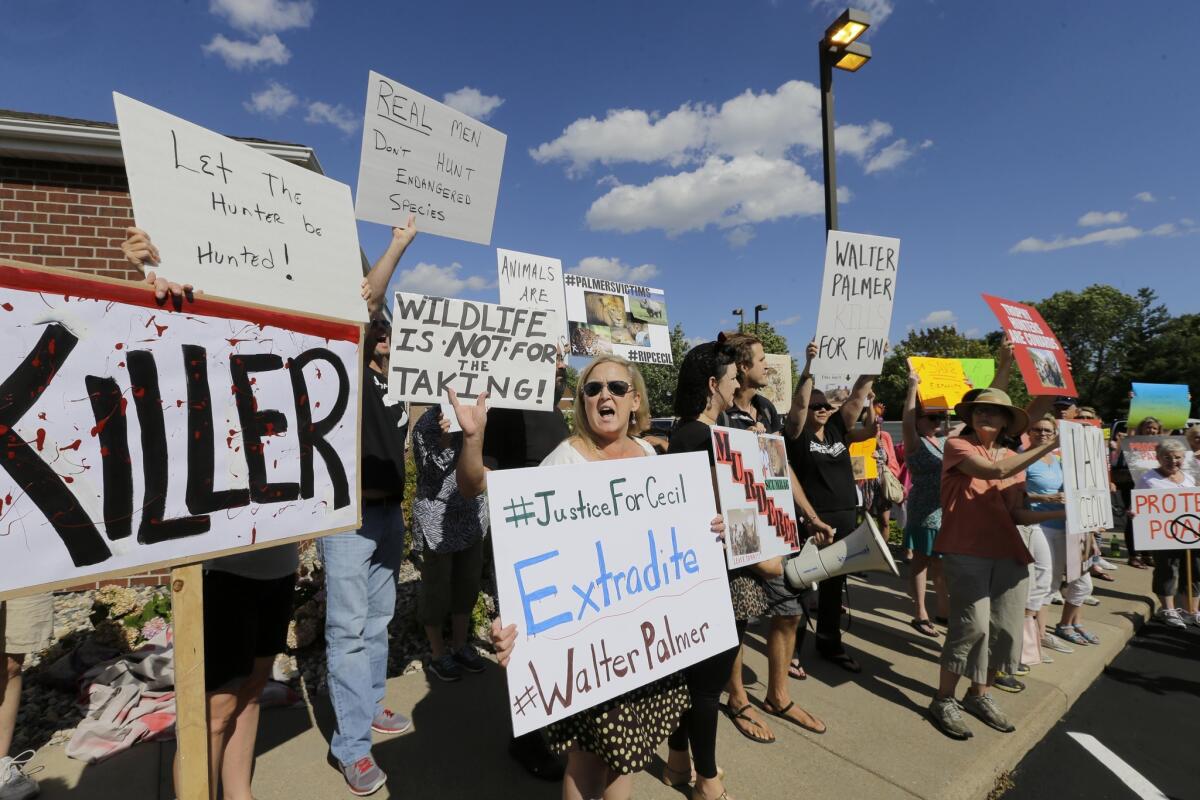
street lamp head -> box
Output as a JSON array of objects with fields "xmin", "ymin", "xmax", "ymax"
[
  {"xmin": 755, "ymin": 304, "xmax": 768, "ymax": 312},
  {"xmin": 731, "ymin": 308, "xmax": 744, "ymax": 315},
  {"xmin": 824, "ymin": 8, "xmax": 870, "ymax": 47},
  {"xmin": 833, "ymin": 41, "xmax": 872, "ymax": 72}
]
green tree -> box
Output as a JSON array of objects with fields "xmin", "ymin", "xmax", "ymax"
[{"xmin": 638, "ymin": 323, "xmax": 689, "ymax": 417}]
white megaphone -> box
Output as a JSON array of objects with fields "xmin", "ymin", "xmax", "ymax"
[{"xmin": 784, "ymin": 515, "xmax": 900, "ymax": 592}]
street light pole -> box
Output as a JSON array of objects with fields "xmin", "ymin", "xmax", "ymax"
[
  {"xmin": 732, "ymin": 308, "xmax": 745, "ymax": 332},
  {"xmin": 754, "ymin": 304, "xmax": 768, "ymax": 332},
  {"xmin": 818, "ymin": 8, "xmax": 873, "ymax": 235}
]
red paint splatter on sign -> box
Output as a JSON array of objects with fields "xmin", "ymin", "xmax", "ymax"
[
  {"xmin": 61, "ymin": 439, "xmax": 82, "ymax": 451},
  {"xmin": 34, "ymin": 429, "xmax": 46, "ymax": 451},
  {"xmin": 0, "ymin": 303, "xmax": 12, "ymax": 311}
]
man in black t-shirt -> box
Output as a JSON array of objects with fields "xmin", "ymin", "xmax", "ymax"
[{"xmin": 720, "ymin": 332, "xmax": 783, "ymax": 434}]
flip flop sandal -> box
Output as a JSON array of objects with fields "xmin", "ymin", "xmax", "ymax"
[
  {"xmin": 819, "ymin": 650, "xmax": 863, "ymax": 673},
  {"xmin": 722, "ymin": 703, "xmax": 775, "ymax": 744},
  {"xmin": 910, "ymin": 618, "xmax": 939, "ymax": 637},
  {"xmin": 1093, "ymin": 572, "xmax": 1115, "ymax": 582},
  {"xmin": 1072, "ymin": 625, "xmax": 1100, "ymax": 644},
  {"xmin": 660, "ymin": 762, "xmax": 725, "ymax": 787},
  {"xmin": 763, "ymin": 700, "xmax": 827, "ymax": 735},
  {"xmin": 788, "ymin": 659, "xmax": 808, "ymax": 680},
  {"xmin": 1054, "ymin": 625, "xmax": 1089, "ymax": 646}
]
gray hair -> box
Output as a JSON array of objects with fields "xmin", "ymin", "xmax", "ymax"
[{"xmin": 1156, "ymin": 439, "xmax": 1187, "ymax": 459}]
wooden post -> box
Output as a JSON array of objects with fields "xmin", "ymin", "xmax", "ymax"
[{"xmin": 171, "ymin": 564, "xmax": 212, "ymax": 800}]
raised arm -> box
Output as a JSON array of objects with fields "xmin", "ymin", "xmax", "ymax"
[
  {"xmin": 901, "ymin": 369, "xmax": 922, "ymax": 453},
  {"xmin": 953, "ymin": 435, "xmax": 1059, "ymax": 481},
  {"xmin": 364, "ymin": 214, "xmax": 417, "ymax": 318},
  {"xmin": 989, "ymin": 337, "xmax": 1015, "ymax": 390},
  {"xmin": 449, "ymin": 389, "xmax": 490, "ymax": 499},
  {"xmin": 785, "ymin": 341, "xmax": 818, "ymax": 438},
  {"xmin": 840, "ymin": 374, "xmax": 875, "ymax": 433}
]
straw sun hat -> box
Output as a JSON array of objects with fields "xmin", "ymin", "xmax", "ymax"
[{"xmin": 954, "ymin": 388, "xmax": 1029, "ymax": 437}]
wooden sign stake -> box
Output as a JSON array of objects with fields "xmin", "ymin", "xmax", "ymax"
[{"xmin": 171, "ymin": 564, "xmax": 212, "ymax": 800}]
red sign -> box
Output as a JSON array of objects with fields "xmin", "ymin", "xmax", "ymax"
[{"xmin": 982, "ymin": 294, "xmax": 1076, "ymax": 396}]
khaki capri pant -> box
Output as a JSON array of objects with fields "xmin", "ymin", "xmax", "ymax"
[{"xmin": 940, "ymin": 554, "xmax": 1028, "ymax": 684}]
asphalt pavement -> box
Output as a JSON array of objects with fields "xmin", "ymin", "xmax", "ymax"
[{"xmin": 1005, "ymin": 613, "xmax": 1199, "ymax": 800}]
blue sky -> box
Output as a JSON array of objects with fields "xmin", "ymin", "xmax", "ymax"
[{"xmin": 3, "ymin": 0, "xmax": 1198, "ymax": 351}]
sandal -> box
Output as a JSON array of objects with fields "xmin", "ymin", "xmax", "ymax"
[
  {"xmin": 788, "ymin": 658, "xmax": 807, "ymax": 680},
  {"xmin": 1071, "ymin": 625, "xmax": 1100, "ymax": 645},
  {"xmin": 1128, "ymin": 558, "xmax": 1149, "ymax": 569},
  {"xmin": 1093, "ymin": 571, "xmax": 1115, "ymax": 582},
  {"xmin": 762, "ymin": 699, "xmax": 827, "ymax": 734},
  {"xmin": 722, "ymin": 702, "xmax": 775, "ymax": 744},
  {"xmin": 817, "ymin": 649, "xmax": 862, "ymax": 673},
  {"xmin": 910, "ymin": 618, "xmax": 939, "ymax": 637},
  {"xmin": 1054, "ymin": 624, "xmax": 1090, "ymax": 646}
]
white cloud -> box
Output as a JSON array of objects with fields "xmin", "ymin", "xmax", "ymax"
[
  {"xmin": 919, "ymin": 310, "xmax": 957, "ymax": 327},
  {"xmin": 586, "ymin": 155, "xmax": 825, "ymax": 236},
  {"xmin": 442, "ymin": 87, "xmax": 505, "ymax": 121},
  {"xmin": 1148, "ymin": 223, "xmax": 1177, "ymax": 237},
  {"xmin": 683, "ymin": 336, "xmax": 710, "ymax": 351},
  {"xmin": 776, "ymin": 314, "xmax": 803, "ymax": 326},
  {"xmin": 569, "ymin": 257, "xmax": 660, "ymax": 283},
  {"xmin": 243, "ymin": 81, "xmax": 297, "ymax": 116},
  {"xmin": 396, "ymin": 262, "xmax": 492, "ymax": 296},
  {"xmin": 1077, "ymin": 210, "xmax": 1127, "ymax": 227},
  {"xmin": 1010, "ymin": 225, "xmax": 1143, "ymax": 253},
  {"xmin": 812, "ymin": 0, "xmax": 895, "ymax": 28},
  {"xmin": 531, "ymin": 105, "xmax": 707, "ymax": 175},
  {"xmin": 202, "ymin": 33, "xmax": 290, "ymax": 68},
  {"xmin": 919, "ymin": 139, "xmax": 934, "ymax": 149},
  {"xmin": 725, "ymin": 225, "xmax": 756, "ymax": 248},
  {"xmin": 864, "ymin": 138, "xmax": 917, "ymax": 174},
  {"xmin": 1134, "ymin": 191, "xmax": 1156, "ymax": 203},
  {"xmin": 209, "ymin": 0, "xmax": 314, "ymax": 32},
  {"xmin": 305, "ymin": 101, "xmax": 358, "ymax": 134}
]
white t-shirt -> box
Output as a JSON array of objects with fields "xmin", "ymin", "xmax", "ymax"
[
  {"xmin": 1136, "ymin": 469, "xmax": 1197, "ymax": 490},
  {"xmin": 540, "ymin": 437, "xmax": 656, "ymax": 466}
]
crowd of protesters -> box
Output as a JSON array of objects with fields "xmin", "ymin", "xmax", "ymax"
[{"xmin": 0, "ymin": 222, "xmax": 1195, "ymax": 800}]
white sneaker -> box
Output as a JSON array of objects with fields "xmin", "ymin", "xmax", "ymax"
[
  {"xmin": 1192, "ymin": 612, "xmax": 1200, "ymax": 627},
  {"xmin": 1048, "ymin": 591, "xmax": 1064, "ymax": 605},
  {"xmin": 1096, "ymin": 558, "xmax": 1118, "ymax": 570},
  {"xmin": 0, "ymin": 751, "xmax": 39, "ymax": 800},
  {"xmin": 1042, "ymin": 633, "xmax": 1075, "ymax": 654},
  {"xmin": 1158, "ymin": 608, "xmax": 1188, "ymax": 629},
  {"xmin": 1082, "ymin": 596, "xmax": 1100, "ymax": 606}
]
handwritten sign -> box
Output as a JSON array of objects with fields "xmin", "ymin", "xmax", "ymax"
[
  {"xmin": 909, "ymin": 357, "xmax": 971, "ymax": 410},
  {"xmin": 1130, "ymin": 383, "xmax": 1191, "ymax": 431},
  {"xmin": 114, "ymin": 93, "xmax": 367, "ymax": 322},
  {"xmin": 354, "ymin": 71, "xmax": 507, "ymax": 245},
  {"xmin": 982, "ymin": 294, "xmax": 1075, "ymax": 396},
  {"xmin": 0, "ymin": 261, "xmax": 360, "ymax": 598},
  {"xmin": 563, "ymin": 273, "xmax": 672, "ymax": 365},
  {"xmin": 760, "ymin": 354, "xmax": 793, "ymax": 409},
  {"xmin": 959, "ymin": 358, "xmax": 995, "ymax": 391},
  {"xmin": 387, "ymin": 292, "xmax": 557, "ymax": 410},
  {"xmin": 850, "ymin": 438, "xmax": 878, "ymax": 480},
  {"xmin": 486, "ymin": 452, "xmax": 736, "ymax": 736},
  {"xmin": 497, "ymin": 248, "xmax": 568, "ymax": 353},
  {"xmin": 710, "ymin": 426, "xmax": 800, "ymax": 568},
  {"xmin": 1059, "ymin": 421, "xmax": 1113, "ymax": 534},
  {"xmin": 1131, "ymin": 489, "xmax": 1200, "ymax": 550},
  {"xmin": 811, "ymin": 230, "xmax": 900, "ymax": 393}
]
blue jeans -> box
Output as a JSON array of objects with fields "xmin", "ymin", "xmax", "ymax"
[{"xmin": 318, "ymin": 501, "xmax": 405, "ymax": 765}]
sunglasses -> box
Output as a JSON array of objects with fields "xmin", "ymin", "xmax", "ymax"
[
  {"xmin": 923, "ymin": 414, "xmax": 946, "ymax": 423},
  {"xmin": 583, "ymin": 380, "xmax": 632, "ymax": 398},
  {"xmin": 1031, "ymin": 427, "xmax": 1056, "ymax": 435},
  {"xmin": 811, "ymin": 403, "xmax": 834, "ymax": 412}
]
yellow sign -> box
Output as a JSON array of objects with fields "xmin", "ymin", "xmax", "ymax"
[
  {"xmin": 909, "ymin": 356, "xmax": 972, "ymax": 410},
  {"xmin": 849, "ymin": 438, "xmax": 878, "ymax": 480}
]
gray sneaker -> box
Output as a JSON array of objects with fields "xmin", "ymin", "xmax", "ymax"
[
  {"xmin": 928, "ymin": 697, "xmax": 973, "ymax": 740},
  {"xmin": 0, "ymin": 751, "xmax": 39, "ymax": 800},
  {"xmin": 962, "ymin": 692, "xmax": 1015, "ymax": 733},
  {"xmin": 340, "ymin": 755, "xmax": 386, "ymax": 797}
]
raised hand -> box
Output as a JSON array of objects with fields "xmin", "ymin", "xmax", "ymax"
[
  {"xmin": 447, "ymin": 389, "xmax": 489, "ymax": 438},
  {"xmin": 391, "ymin": 213, "xmax": 418, "ymax": 250},
  {"xmin": 121, "ymin": 227, "xmax": 194, "ymax": 307}
]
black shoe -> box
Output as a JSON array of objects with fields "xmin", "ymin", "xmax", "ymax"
[
  {"xmin": 509, "ymin": 734, "xmax": 565, "ymax": 781},
  {"xmin": 817, "ymin": 646, "xmax": 862, "ymax": 673}
]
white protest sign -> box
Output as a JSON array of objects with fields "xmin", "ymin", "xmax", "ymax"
[
  {"xmin": 497, "ymin": 248, "xmax": 568, "ymax": 353},
  {"xmin": 114, "ymin": 93, "xmax": 367, "ymax": 322},
  {"xmin": 0, "ymin": 262, "xmax": 360, "ymax": 597},
  {"xmin": 1059, "ymin": 420, "xmax": 1114, "ymax": 534},
  {"xmin": 1131, "ymin": 489, "xmax": 1200, "ymax": 550},
  {"xmin": 487, "ymin": 451, "xmax": 736, "ymax": 736},
  {"xmin": 811, "ymin": 230, "xmax": 900, "ymax": 395},
  {"xmin": 387, "ymin": 292, "xmax": 557, "ymax": 410},
  {"xmin": 354, "ymin": 71, "xmax": 506, "ymax": 245},
  {"xmin": 562, "ymin": 273, "xmax": 672, "ymax": 365},
  {"xmin": 710, "ymin": 426, "xmax": 801, "ymax": 568}
]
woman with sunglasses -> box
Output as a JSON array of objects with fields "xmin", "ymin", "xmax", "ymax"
[
  {"xmin": 453, "ymin": 354, "xmax": 724, "ymax": 800},
  {"xmin": 900, "ymin": 370, "xmax": 950, "ymax": 638}
]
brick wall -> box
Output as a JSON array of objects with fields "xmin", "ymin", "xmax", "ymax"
[
  {"xmin": 0, "ymin": 156, "xmax": 140, "ymax": 282},
  {"xmin": 1, "ymin": 155, "xmax": 165, "ymax": 590}
]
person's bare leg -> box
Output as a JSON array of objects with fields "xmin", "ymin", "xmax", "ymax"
[
  {"xmin": 173, "ymin": 688, "xmax": 239, "ymax": 796},
  {"xmin": 935, "ymin": 667, "xmax": 961, "ymax": 700},
  {"xmin": 910, "ymin": 553, "xmax": 931, "ymax": 621},
  {"xmin": 563, "ymin": 751, "xmax": 608, "ymax": 800},
  {"xmin": 765, "ymin": 616, "xmax": 823, "ymax": 730},
  {"xmin": 601, "ymin": 770, "xmax": 634, "ymax": 800},
  {"xmin": 725, "ymin": 644, "xmax": 772, "ymax": 741},
  {"xmin": 1160, "ymin": 594, "xmax": 1176, "ymax": 612},
  {"xmin": 219, "ymin": 657, "xmax": 274, "ymax": 800},
  {"xmin": 0, "ymin": 655, "xmax": 23, "ymax": 756},
  {"xmin": 450, "ymin": 613, "xmax": 470, "ymax": 651}
]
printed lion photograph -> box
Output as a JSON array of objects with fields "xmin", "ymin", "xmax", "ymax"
[
  {"xmin": 583, "ymin": 291, "xmax": 628, "ymax": 327},
  {"xmin": 727, "ymin": 508, "xmax": 761, "ymax": 558}
]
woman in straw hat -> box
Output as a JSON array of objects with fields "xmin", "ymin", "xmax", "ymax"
[{"xmin": 926, "ymin": 388, "xmax": 1062, "ymax": 741}]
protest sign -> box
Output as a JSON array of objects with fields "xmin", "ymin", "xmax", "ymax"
[
  {"xmin": 811, "ymin": 230, "xmax": 900, "ymax": 394},
  {"xmin": 487, "ymin": 452, "xmax": 736, "ymax": 736},
  {"xmin": 562, "ymin": 273, "xmax": 672, "ymax": 365},
  {"xmin": 387, "ymin": 292, "xmax": 558, "ymax": 410},
  {"xmin": 849, "ymin": 438, "xmax": 878, "ymax": 480},
  {"xmin": 959, "ymin": 358, "xmax": 996, "ymax": 391},
  {"xmin": 114, "ymin": 93, "xmax": 367, "ymax": 322},
  {"xmin": 760, "ymin": 354, "xmax": 793, "ymax": 409},
  {"xmin": 981, "ymin": 295, "xmax": 1075, "ymax": 396},
  {"xmin": 1131, "ymin": 489, "xmax": 1200, "ymax": 551},
  {"xmin": 1059, "ymin": 421, "xmax": 1114, "ymax": 534},
  {"xmin": 1130, "ymin": 383, "xmax": 1191, "ymax": 431},
  {"xmin": 0, "ymin": 261, "xmax": 361, "ymax": 598},
  {"xmin": 909, "ymin": 357, "xmax": 972, "ymax": 410},
  {"xmin": 497, "ymin": 248, "xmax": 568, "ymax": 353},
  {"xmin": 1120, "ymin": 436, "xmax": 1200, "ymax": 486},
  {"xmin": 354, "ymin": 71, "xmax": 506, "ymax": 245},
  {"xmin": 709, "ymin": 426, "xmax": 800, "ymax": 568}
]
